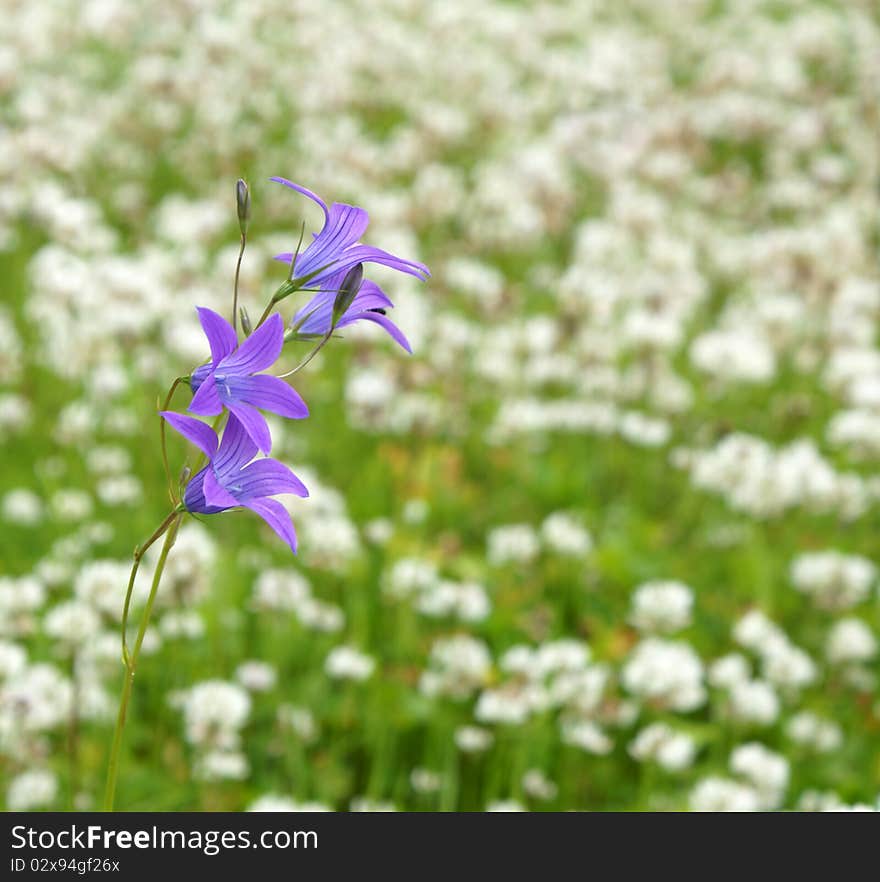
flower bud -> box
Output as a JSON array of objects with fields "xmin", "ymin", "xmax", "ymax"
[
  {"xmin": 331, "ymin": 263, "xmax": 364, "ymax": 328},
  {"xmin": 239, "ymin": 306, "xmax": 252, "ymax": 336},
  {"xmin": 236, "ymin": 179, "xmax": 250, "ymax": 234}
]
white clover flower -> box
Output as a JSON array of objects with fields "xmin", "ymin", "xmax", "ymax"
[
  {"xmin": 325, "ymin": 646, "xmax": 376, "ymax": 682},
  {"xmin": 760, "ymin": 640, "xmax": 816, "ymax": 691},
  {"xmin": 548, "ymin": 665, "xmax": 609, "ymax": 714},
  {"xmin": 384, "ymin": 557, "xmax": 439, "ymax": 599},
  {"xmin": 733, "ymin": 609, "xmax": 786, "ymax": 653},
  {"xmin": 420, "ymin": 635, "xmax": 491, "ymax": 699},
  {"xmin": 486, "ymin": 800, "xmax": 527, "ymax": 812},
  {"xmin": 629, "ymin": 723, "xmax": 697, "ymax": 772},
  {"xmin": 622, "ymin": 638, "xmax": 706, "ymax": 712},
  {"xmin": 2, "ymin": 489, "xmax": 44, "ymax": 526},
  {"xmin": 560, "ymin": 721, "xmax": 613, "ymax": 755},
  {"xmin": 0, "ymin": 576, "xmax": 46, "ymax": 636},
  {"xmin": 618, "ymin": 411, "xmax": 671, "ymax": 448},
  {"xmin": 454, "ymin": 725, "xmax": 494, "ymax": 754},
  {"xmin": 298, "ymin": 513, "xmax": 362, "ymax": 569},
  {"xmin": 522, "ymin": 769, "xmax": 558, "ymax": 801},
  {"xmin": 730, "ymin": 743, "xmax": 789, "ymax": 809},
  {"xmin": 49, "ymin": 489, "xmax": 94, "ymax": 522},
  {"xmin": 158, "ymin": 610, "xmax": 205, "ymax": 639},
  {"xmin": 827, "ymin": 410, "xmax": 880, "ymax": 459},
  {"xmin": 540, "ymin": 512, "xmax": 593, "ymax": 556},
  {"xmin": 251, "ymin": 569, "xmax": 311, "ymax": 611},
  {"xmin": 1, "ymin": 663, "xmax": 72, "ymax": 732},
  {"xmin": 0, "ymin": 394, "xmax": 30, "ymax": 434},
  {"xmin": 708, "ymin": 653, "xmax": 751, "ymax": 689},
  {"xmin": 74, "ymin": 560, "xmax": 132, "ymax": 619},
  {"xmin": 826, "ymin": 618, "xmax": 877, "ymax": 665},
  {"xmin": 297, "ymin": 598, "xmax": 345, "ymax": 633},
  {"xmin": 535, "ymin": 640, "xmax": 591, "ymax": 677},
  {"xmin": 195, "ymin": 750, "xmax": 249, "ymax": 781},
  {"xmin": 95, "ymin": 475, "xmax": 142, "ymax": 507},
  {"xmin": 474, "ymin": 688, "xmax": 534, "ymax": 726},
  {"xmin": 410, "ymin": 768, "xmax": 441, "ymax": 794},
  {"xmin": 728, "ymin": 679, "xmax": 780, "ymax": 726},
  {"xmin": 487, "ymin": 524, "xmax": 540, "ymax": 566},
  {"xmin": 6, "ymin": 769, "xmax": 58, "ymax": 811},
  {"xmin": 182, "ymin": 680, "xmax": 251, "ymax": 749},
  {"xmin": 42, "ymin": 601, "xmax": 102, "ymax": 647},
  {"xmin": 690, "ymin": 776, "xmax": 761, "ymax": 812},
  {"xmin": 277, "ymin": 705, "xmax": 318, "ymax": 743},
  {"xmin": 0, "ymin": 641, "xmax": 27, "ymax": 680},
  {"xmin": 235, "ymin": 660, "xmax": 277, "ymax": 692},
  {"xmin": 630, "ymin": 581, "xmax": 694, "ymax": 634},
  {"xmin": 786, "ymin": 712, "xmax": 842, "ymax": 753},
  {"xmin": 690, "ymin": 329, "xmax": 776, "ymax": 384},
  {"xmin": 790, "ymin": 551, "xmax": 875, "ymax": 610},
  {"xmin": 415, "ymin": 580, "xmax": 491, "ymax": 623},
  {"xmin": 155, "ymin": 523, "xmax": 216, "ymax": 605},
  {"xmin": 248, "ymin": 795, "xmax": 331, "ymax": 812},
  {"xmin": 363, "ymin": 518, "xmax": 393, "ymax": 545}
]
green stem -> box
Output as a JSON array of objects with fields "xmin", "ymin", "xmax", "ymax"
[
  {"xmin": 104, "ymin": 512, "xmax": 183, "ymax": 812},
  {"xmin": 232, "ymin": 231, "xmax": 246, "ymax": 334},
  {"xmin": 120, "ymin": 507, "xmax": 184, "ymax": 666},
  {"xmin": 276, "ymin": 330, "xmax": 333, "ymax": 378}
]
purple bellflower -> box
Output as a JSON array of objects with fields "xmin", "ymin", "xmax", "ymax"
[
  {"xmin": 161, "ymin": 411, "xmax": 307, "ymax": 554},
  {"xmin": 188, "ymin": 307, "xmax": 307, "ymax": 454},
  {"xmin": 270, "ymin": 177, "xmax": 430, "ymax": 288},
  {"xmin": 292, "ymin": 274, "xmax": 412, "ymax": 353}
]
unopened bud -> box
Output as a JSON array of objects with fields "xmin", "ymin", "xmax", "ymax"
[
  {"xmin": 236, "ymin": 179, "xmax": 250, "ymax": 234},
  {"xmin": 331, "ymin": 263, "xmax": 364, "ymax": 328},
  {"xmin": 240, "ymin": 306, "xmax": 252, "ymax": 336},
  {"xmin": 178, "ymin": 465, "xmax": 191, "ymax": 485}
]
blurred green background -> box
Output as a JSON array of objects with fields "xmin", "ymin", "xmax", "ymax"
[{"xmin": 1, "ymin": 0, "xmax": 879, "ymax": 811}]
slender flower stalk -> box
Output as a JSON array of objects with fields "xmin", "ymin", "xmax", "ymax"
[
  {"xmin": 104, "ymin": 511, "xmax": 182, "ymax": 811},
  {"xmin": 102, "ymin": 174, "xmax": 427, "ymax": 811},
  {"xmin": 232, "ymin": 179, "xmax": 250, "ymax": 334}
]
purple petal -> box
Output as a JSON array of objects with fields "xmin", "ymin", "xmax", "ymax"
[
  {"xmin": 293, "ymin": 293, "xmax": 334, "ymax": 335},
  {"xmin": 243, "ymin": 496, "xmax": 298, "ymax": 554},
  {"xmin": 188, "ymin": 373, "xmax": 223, "ymax": 416},
  {"xmin": 190, "ymin": 363, "xmax": 212, "ymax": 394},
  {"xmin": 334, "ymin": 245, "xmax": 430, "ymax": 280},
  {"xmin": 183, "ymin": 467, "xmax": 221, "ymax": 514},
  {"xmin": 340, "ymin": 310, "xmax": 412, "ymax": 353},
  {"xmin": 225, "ymin": 374, "xmax": 309, "ymax": 419},
  {"xmin": 220, "ymin": 313, "xmax": 283, "ymax": 376},
  {"xmin": 196, "ymin": 307, "xmax": 238, "ymax": 365},
  {"xmin": 203, "ymin": 467, "xmax": 240, "ymax": 509},
  {"xmin": 350, "ymin": 279, "xmax": 394, "ymax": 311},
  {"xmin": 280, "ymin": 203, "xmax": 370, "ymax": 283},
  {"xmin": 294, "ymin": 203, "xmax": 369, "ymax": 278},
  {"xmin": 213, "ymin": 414, "xmax": 258, "ymax": 478},
  {"xmin": 269, "ymin": 176, "xmax": 329, "ymax": 225},
  {"xmin": 227, "ymin": 401, "xmax": 273, "ymax": 455},
  {"xmin": 236, "ymin": 458, "xmax": 309, "ymax": 501},
  {"xmin": 160, "ymin": 411, "xmax": 219, "ymax": 459}
]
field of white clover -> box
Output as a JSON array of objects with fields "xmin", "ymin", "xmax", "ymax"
[{"xmin": 1, "ymin": 0, "xmax": 879, "ymax": 812}]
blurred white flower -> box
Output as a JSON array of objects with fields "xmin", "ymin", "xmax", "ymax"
[{"xmin": 325, "ymin": 646, "xmax": 376, "ymax": 682}]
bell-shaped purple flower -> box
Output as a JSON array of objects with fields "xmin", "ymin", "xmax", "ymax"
[
  {"xmin": 188, "ymin": 307, "xmax": 307, "ymax": 454},
  {"xmin": 293, "ymin": 271, "xmax": 411, "ymax": 353},
  {"xmin": 270, "ymin": 176, "xmax": 430, "ymax": 289},
  {"xmin": 161, "ymin": 411, "xmax": 307, "ymax": 554}
]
